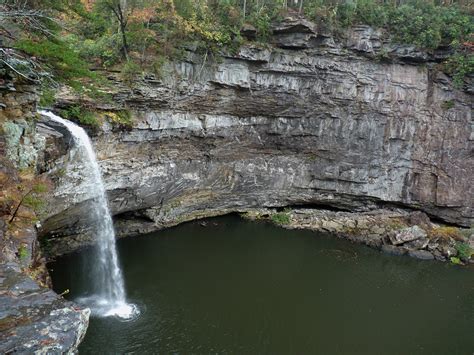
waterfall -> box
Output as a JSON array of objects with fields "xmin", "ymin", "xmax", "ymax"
[{"xmin": 40, "ymin": 110, "xmax": 138, "ymax": 319}]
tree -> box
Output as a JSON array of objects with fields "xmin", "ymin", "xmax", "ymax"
[
  {"xmin": 96, "ymin": 0, "xmax": 130, "ymax": 60},
  {"xmin": 95, "ymin": 0, "xmax": 150, "ymax": 61},
  {"xmin": 0, "ymin": 0, "xmax": 93, "ymax": 87},
  {"xmin": 0, "ymin": 161, "xmax": 51, "ymax": 226}
]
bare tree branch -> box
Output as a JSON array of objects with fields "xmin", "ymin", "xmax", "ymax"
[{"xmin": 0, "ymin": 1, "xmax": 63, "ymax": 38}]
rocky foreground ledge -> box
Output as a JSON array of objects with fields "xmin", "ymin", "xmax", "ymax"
[{"xmin": 0, "ymin": 261, "xmax": 89, "ymax": 353}]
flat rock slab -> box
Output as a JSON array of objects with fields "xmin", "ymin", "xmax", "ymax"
[
  {"xmin": 0, "ymin": 263, "xmax": 89, "ymax": 353},
  {"xmin": 389, "ymin": 226, "xmax": 427, "ymax": 245}
]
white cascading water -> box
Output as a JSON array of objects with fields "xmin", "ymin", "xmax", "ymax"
[{"xmin": 40, "ymin": 110, "xmax": 138, "ymax": 319}]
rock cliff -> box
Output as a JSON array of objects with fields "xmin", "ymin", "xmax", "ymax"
[
  {"xmin": 40, "ymin": 20, "xmax": 473, "ymax": 254},
  {"xmin": 0, "ymin": 68, "xmax": 90, "ymax": 352}
]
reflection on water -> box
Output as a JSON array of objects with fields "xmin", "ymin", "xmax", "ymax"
[{"xmin": 49, "ymin": 215, "xmax": 474, "ymax": 354}]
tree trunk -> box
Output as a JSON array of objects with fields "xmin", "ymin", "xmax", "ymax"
[
  {"xmin": 110, "ymin": 2, "xmax": 129, "ymax": 61},
  {"xmin": 119, "ymin": 20, "xmax": 129, "ymax": 61}
]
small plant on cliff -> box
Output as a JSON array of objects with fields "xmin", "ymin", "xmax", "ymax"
[
  {"xmin": 443, "ymin": 52, "xmax": 474, "ymax": 89},
  {"xmin": 104, "ymin": 110, "xmax": 133, "ymax": 128},
  {"xmin": 0, "ymin": 165, "xmax": 51, "ymax": 225},
  {"xmin": 61, "ymin": 105, "xmax": 100, "ymax": 128},
  {"xmin": 121, "ymin": 60, "xmax": 142, "ymax": 86},
  {"xmin": 8, "ymin": 181, "xmax": 49, "ymax": 224},
  {"xmin": 39, "ymin": 87, "xmax": 56, "ymax": 108},
  {"xmin": 450, "ymin": 256, "xmax": 463, "ymax": 265},
  {"xmin": 271, "ymin": 212, "xmax": 291, "ymax": 225},
  {"xmin": 441, "ymin": 100, "xmax": 455, "ymax": 110},
  {"xmin": 17, "ymin": 244, "xmax": 29, "ymax": 264},
  {"xmin": 455, "ymin": 242, "xmax": 473, "ymax": 261}
]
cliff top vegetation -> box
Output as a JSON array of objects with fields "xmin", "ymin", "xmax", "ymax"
[{"xmin": 0, "ymin": 0, "xmax": 473, "ymax": 98}]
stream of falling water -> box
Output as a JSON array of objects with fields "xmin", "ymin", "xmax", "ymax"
[{"xmin": 40, "ymin": 110, "xmax": 138, "ymax": 320}]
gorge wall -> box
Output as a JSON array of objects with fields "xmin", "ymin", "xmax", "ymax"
[
  {"xmin": 39, "ymin": 21, "xmax": 473, "ymax": 254},
  {"xmin": 0, "ymin": 69, "xmax": 89, "ymax": 353}
]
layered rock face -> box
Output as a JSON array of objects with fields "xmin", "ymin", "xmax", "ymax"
[
  {"xmin": 0, "ymin": 66, "xmax": 90, "ymax": 352},
  {"xmin": 41, "ymin": 21, "xmax": 473, "ymax": 253}
]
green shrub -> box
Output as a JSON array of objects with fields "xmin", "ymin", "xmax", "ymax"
[
  {"xmin": 77, "ymin": 35, "xmax": 122, "ymax": 68},
  {"xmin": 328, "ymin": 1, "xmax": 473, "ymax": 50},
  {"xmin": 39, "ymin": 87, "xmax": 56, "ymax": 108},
  {"xmin": 61, "ymin": 105, "xmax": 100, "ymax": 128},
  {"xmin": 23, "ymin": 194, "xmax": 44, "ymax": 211},
  {"xmin": 9, "ymin": 0, "xmax": 473, "ymax": 96},
  {"xmin": 151, "ymin": 56, "xmax": 167, "ymax": 79},
  {"xmin": 455, "ymin": 242, "xmax": 473, "ymax": 260},
  {"xmin": 104, "ymin": 110, "xmax": 133, "ymax": 128},
  {"xmin": 337, "ymin": 0, "xmax": 387, "ymax": 28},
  {"xmin": 441, "ymin": 100, "xmax": 455, "ymax": 110},
  {"xmin": 248, "ymin": 8, "xmax": 273, "ymax": 42},
  {"xmin": 17, "ymin": 245, "xmax": 29, "ymax": 263},
  {"xmin": 388, "ymin": 3, "xmax": 442, "ymax": 49},
  {"xmin": 271, "ymin": 212, "xmax": 291, "ymax": 225},
  {"xmin": 16, "ymin": 38, "xmax": 95, "ymax": 87},
  {"xmin": 450, "ymin": 256, "xmax": 462, "ymax": 265},
  {"xmin": 375, "ymin": 48, "xmax": 391, "ymax": 62},
  {"xmin": 121, "ymin": 61, "xmax": 142, "ymax": 86},
  {"xmin": 443, "ymin": 53, "xmax": 474, "ymax": 88}
]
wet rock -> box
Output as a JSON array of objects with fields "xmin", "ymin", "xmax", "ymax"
[
  {"xmin": 440, "ymin": 245, "xmax": 457, "ymax": 258},
  {"xmin": 433, "ymin": 250, "xmax": 447, "ymax": 262},
  {"xmin": 389, "ymin": 226, "xmax": 427, "ymax": 246},
  {"xmin": 408, "ymin": 250, "xmax": 435, "ymax": 260},
  {"xmin": 426, "ymin": 240, "xmax": 439, "ymax": 251},
  {"xmin": 381, "ymin": 245, "xmax": 407, "ymax": 256}
]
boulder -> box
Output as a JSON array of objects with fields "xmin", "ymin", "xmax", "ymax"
[
  {"xmin": 404, "ymin": 237, "xmax": 430, "ymax": 250},
  {"xmin": 272, "ymin": 15, "xmax": 318, "ymax": 49},
  {"xmin": 408, "ymin": 250, "xmax": 435, "ymax": 260},
  {"xmin": 240, "ymin": 23, "xmax": 257, "ymax": 41},
  {"xmin": 381, "ymin": 245, "xmax": 407, "ymax": 256},
  {"xmin": 389, "ymin": 226, "xmax": 427, "ymax": 246}
]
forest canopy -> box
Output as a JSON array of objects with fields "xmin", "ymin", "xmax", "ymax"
[{"xmin": 0, "ymin": 0, "xmax": 472, "ymax": 92}]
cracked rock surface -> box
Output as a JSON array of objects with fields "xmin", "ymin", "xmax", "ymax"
[
  {"xmin": 39, "ymin": 20, "xmax": 473, "ymax": 255},
  {"xmin": 0, "ymin": 262, "xmax": 89, "ymax": 354}
]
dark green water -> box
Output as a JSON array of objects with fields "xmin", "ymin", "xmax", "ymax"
[{"xmin": 49, "ymin": 215, "xmax": 473, "ymax": 354}]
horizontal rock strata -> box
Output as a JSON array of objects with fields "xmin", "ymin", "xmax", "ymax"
[{"xmin": 40, "ymin": 21, "xmax": 473, "ymax": 255}]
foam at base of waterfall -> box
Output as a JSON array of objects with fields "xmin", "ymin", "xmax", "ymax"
[{"xmin": 76, "ymin": 296, "xmax": 140, "ymax": 321}]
